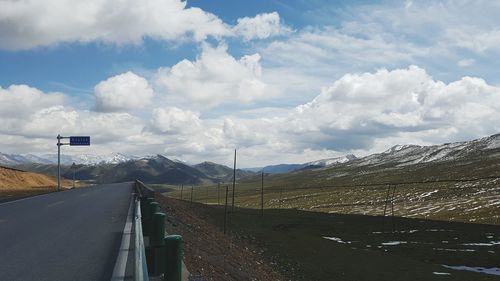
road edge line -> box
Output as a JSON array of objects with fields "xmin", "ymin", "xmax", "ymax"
[{"xmin": 111, "ymin": 195, "xmax": 134, "ymax": 281}]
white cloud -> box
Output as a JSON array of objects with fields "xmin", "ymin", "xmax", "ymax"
[
  {"xmin": 0, "ymin": 0, "xmax": 229, "ymax": 50},
  {"xmin": 150, "ymin": 107, "xmax": 201, "ymax": 134},
  {"xmin": 0, "ymin": 1, "xmax": 288, "ymax": 50},
  {"xmin": 0, "ymin": 85, "xmax": 65, "ymax": 119},
  {"xmin": 232, "ymin": 12, "xmax": 291, "ymax": 41},
  {"xmin": 95, "ymin": 71, "xmax": 153, "ymax": 112},
  {"xmin": 2, "ymin": 65, "xmax": 500, "ymax": 166},
  {"xmin": 457, "ymin": 59, "xmax": 475, "ymax": 67},
  {"xmin": 163, "ymin": 66, "xmax": 500, "ymax": 166},
  {"xmin": 154, "ymin": 43, "xmax": 273, "ymax": 108},
  {"xmin": 284, "ymin": 66, "xmax": 500, "ymax": 151}
]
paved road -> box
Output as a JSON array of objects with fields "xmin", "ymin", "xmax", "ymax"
[{"xmin": 0, "ymin": 183, "xmax": 134, "ymax": 281}]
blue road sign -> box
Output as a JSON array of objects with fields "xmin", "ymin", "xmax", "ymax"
[{"xmin": 70, "ymin": 136, "xmax": 90, "ymax": 146}]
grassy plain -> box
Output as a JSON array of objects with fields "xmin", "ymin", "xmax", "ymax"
[{"xmin": 162, "ymin": 198, "xmax": 500, "ymax": 281}]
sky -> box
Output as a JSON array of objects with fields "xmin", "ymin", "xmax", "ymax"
[{"xmin": 0, "ymin": 0, "xmax": 500, "ymax": 167}]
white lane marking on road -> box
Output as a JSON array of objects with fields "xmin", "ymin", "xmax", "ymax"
[
  {"xmin": 46, "ymin": 200, "xmax": 64, "ymax": 207},
  {"xmin": 111, "ymin": 196, "xmax": 134, "ymax": 281}
]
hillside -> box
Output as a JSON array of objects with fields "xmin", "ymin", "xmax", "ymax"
[
  {"xmin": 15, "ymin": 155, "xmax": 255, "ymax": 185},
  {"xmin": 167, "ymin": 134, "xmax": 500, "ymax": 225},
  {"xmin": 0, "ymin": 166, "xmax": 60, "ymax": 189},
  {"xmin": 193, "ymin": 161, "xmax": 255, "ymax": 182}
]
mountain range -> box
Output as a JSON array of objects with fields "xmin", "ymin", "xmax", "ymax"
[
  {"xmin": 251, "ymin": 154, "xmax": 358, "ymax": 173},
  {"xmin": 11, "ymin": 155, "xmax": 254, "ymax": 185},
  {"xmin": 2, "ymin": 133, "xmax": 500, "ymax": 185},
  {"xmin": 0, "ymin": 152, "xmax": 138, "ymax": 166}
]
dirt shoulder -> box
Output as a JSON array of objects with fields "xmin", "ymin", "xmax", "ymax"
[{"xmin": 156, "ymin": 195, "xmax": 288, "ymax": 281}]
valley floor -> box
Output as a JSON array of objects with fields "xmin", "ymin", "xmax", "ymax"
[{"xmin": 159, "ymin": 195, "xmax": 500, "ymax": 281}]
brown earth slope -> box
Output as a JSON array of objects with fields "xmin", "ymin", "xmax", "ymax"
[
  {"xmin": 0, "ymin": 165, "xmax": 60, "ymax": 189},
  {"xmin": 0, "ymin": 166, "xmax": 74, "ymax": 200}
]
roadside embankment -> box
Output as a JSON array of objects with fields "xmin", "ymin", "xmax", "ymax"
[
  {"xmin": 156, "ymin": 194, "xmax": 287, "ymax": 281},
  {"xmin": 0, "ymin": 165, "xmax": 73, "ymax": 201}
]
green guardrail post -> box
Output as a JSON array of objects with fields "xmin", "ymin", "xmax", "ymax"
[
  {"xmin": 164, "ymin": 235, "xmax": 183, "ymax": 281},
  {"xmin": 148, "ymin": 202, "xmax": 159, "ymax": 226},
  {"xmin": 148, "ymin": 212, "xmax": 166, "ymax": 276},
  {"xmin": 142, "ymin": 198, "xmax": 155, "ymax": 234}
]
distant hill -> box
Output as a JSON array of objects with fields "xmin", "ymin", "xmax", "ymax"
[
  {"xmin": 0, "ymin": 165, "xmax": 69, "ymax": 190},
  {"xmin": 14, "ymin": 155, "xmax": 255, "ymax": 185},
  {"xmin": 193, "ymin": 161, "xmax": 255, "ymax": 182},
  {"xmin": 8, "ymin": 133, "xmax": 500, "ymax": 185},
  {"xmin": 253, "ymin": 154, "xmax": 358, "ymax": 174}
]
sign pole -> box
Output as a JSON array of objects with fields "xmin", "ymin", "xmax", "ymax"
[
  {"xmin": 57, "ymin": 134, "xmax": 61, "ymax": 192},
  {"xmin": 56, "ymin": 135, "xmax": 90, "ymax": 192},
  {"xmin": 231, "ymin": 149, "xmax": 236, "ymax": 212}
]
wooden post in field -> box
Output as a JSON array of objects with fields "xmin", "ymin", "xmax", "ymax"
[
  {"xmin": 217, "ymin": 182, "xmax": 221, "ymax": 205},
  {"xmin": 206, "ymin": 185, "xmax": 209, "ymax": 204},
  {"xmin": 279, "ymin": 185, "xmax": 284, "ymax": 210},
  {"xmin": 231, "ymin": 149, "xmax": 236, "ymax": 212},
  {"xmin": 224, "ymin": 185, "xmax": 229, "ymax": 234},
  {"xmin": 383, "ymin": 185, "xmax": 391, "ymax": 217},
  {"xmin": 180, "ymin": 184, "xmax": 184, "ymax": 200},
  {"xmin": 190, "ymin": 186, "xmax": 194, "ymax": 205},
  {"xmin": 261, "ymin": 172, "xmax": 264, "ymax": 216}
]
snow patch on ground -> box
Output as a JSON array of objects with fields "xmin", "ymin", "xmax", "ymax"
[
  {"xmin": 462, "ymin": 241, "xmax": 500, "ymax": 246},
  {"xmin": 322, "ymin": 236, "xmax": 346, "ymax": 244},
  {"xmin": 433, "ymin": 272, "xmax": 451, "ymax": 275},
  {"xmin": 381, "ymin": 241, "xmax": 407, "ymax": 246},
  {"xmin": 442, "ymin": 265, "xmax": 500, "ymax": 276}
]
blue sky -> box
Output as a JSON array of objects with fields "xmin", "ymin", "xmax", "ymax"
[{"xmin": 0, "ymin": 0, "xmax": 499, "ymax": 166}]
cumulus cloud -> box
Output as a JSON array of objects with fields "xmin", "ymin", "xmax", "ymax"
[
  {"xmin": 0, "ymin": 85, "xmax": 65, "ymax": 118},
  {"xmin": 284, "ymin": 66, "xmax": 500, "ymax": 152},
  {"xmin": 0, "ymin": 83, "xmax": 147, "ymax": 154},
  {"xmin": 94, "ymin": 71, "xmax": 153, "ymax": 112},
  {"xmin": 150, "ymin": 107, "xmax": 201, "ymax": 134},
  {"xmin": 154, "ymin": 43, "xmax": 273, "ymax": 108},
  {"xmin": 162, "ymin": 66, "xmax": 500, "ymax": 165},
  {"xmin": 2, "ymin": 65, "xmax": 500, "ymax": 166},
  {"xmin": 232, "ymin": 12, "xmax": 291, "ymax": 40},
  {"xmin": 0, "ymin": 1, "xmax": 289, "ymax": 50},
  {"xmin": 0, "ymin": 0, "xmax": 230, "ymax": 50}
]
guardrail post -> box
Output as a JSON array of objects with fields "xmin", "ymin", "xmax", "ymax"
[
  {"xmin": 142, "ymin": 198, "xmax": 154, "ymax": 234},
  {"xmin": 148, "ymin": 212, "xmax": 166, "ymax": 276},
  {"xmin": 148, "ymin": 202, "xmax": 159, "ymax": 234},
  {"xmin": 164, "ymin": 235, "xmax": 183, "ymax": 281}
]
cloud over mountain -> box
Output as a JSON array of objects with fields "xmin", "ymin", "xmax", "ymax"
[{"xmin": 95, "ymin": 72, "xmax": 153, "ymax": 112}]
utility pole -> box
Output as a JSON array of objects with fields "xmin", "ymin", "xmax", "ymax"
[
  {"xmin": 217, "ymin": 182, "xmax": 221, "ymax": 205},
  {"xmin": 224, "ymin": 185, "xmax": 229, "ymax": 234},
  {"xmin": 231, "ymin": 149, "xmax": 236, "ymax": 212},
  {"xmin": 190, "ymin": 186, "xmax": 194, "ymax": 205},
  {"xmin": 261, "ymin": 172, "xmax": 264, "ymax": 216}
]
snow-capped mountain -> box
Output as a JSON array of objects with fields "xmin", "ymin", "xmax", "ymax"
[
  {"xmin": 354, "ymin": 133, "xmax": 500, "ymax": 167},
  {"xmin": 306, "ymin": 154, "xmax": 358, "ymax": 167},
  {"xmin": 258, "ymin": 154, "xmax": 357, "ymax": 173},
  {"xmin": 0, "ymin": 152, "xmax": 138, "ymax": 166}
]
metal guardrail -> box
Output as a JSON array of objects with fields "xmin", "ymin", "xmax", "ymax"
[
  {"xmin": 134, "ymin": 196, "xmax": 149, "ymax": 281},
  {"xmin": 136, "ymin": 179, "xmax": 154, "ymax": 198},
  {"xmin": 134, "ymin": 179, "xmax": 185, "ymax": 281}
]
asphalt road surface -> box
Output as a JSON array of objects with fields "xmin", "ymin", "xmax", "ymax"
[{"xmin": 0, "ymin": 183, "xmax": 133, "ymax": 281}]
